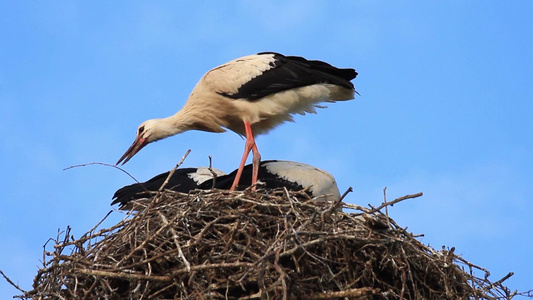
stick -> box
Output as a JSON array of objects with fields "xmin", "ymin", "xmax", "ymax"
[
  {"xmin": 207, "ymin": 155, "xmax": 218, "ymax": 189},
  {"xmin": 339, "ymin": 186, "xmax": 353, "ymax": 202},
  {"xmin": 370, "ymin": 192, "xmax": 423, "ymax": 213},
  {"xmin": 63, "ymin": 162, "xmax": 140, "ymax": 184},
  {"xmin": 322, "ymin": 187, "xmax": 352, "ymax": 216},
  {"xmin": 0, "ymin": 269, "xmax": 26, "ymax": 294},
  {"xmin": 157, "ymin": 211, "xmax": 191, "ymax": 272},
  {"xmin": 76, "ymin": 268, "xmax": 171, "ymax": 282},
  {"xmin": 383, "ymin": 187, "xmax": 391, "ymax": 228},
  {"xmin": 309, "ymin": 287, "xmax": 380, "ymax": 299},
  {"xmin": 157, "ymin": 149, "xmax": 191, "ymax": 192}
]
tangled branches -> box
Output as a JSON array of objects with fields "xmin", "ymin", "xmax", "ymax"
[{"xmin": 14, "ymin": 188, "xmax": 515, "ymax": 299}]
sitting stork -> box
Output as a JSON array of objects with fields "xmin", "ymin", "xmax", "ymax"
[
  {"xmin": 111, "ymin": 167, "xmax": 226, "ymax": 209},
  {"xmin": 112, "ymin": 160, "xmax": 341, "ymax": 209},
  {"xmin": 116, "ymin": 52, "xmax": 357, "ymax": 190}
]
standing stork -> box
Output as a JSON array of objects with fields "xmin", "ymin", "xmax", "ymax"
[{"xmin": 116, "ymin": 52, "xmax": 357, "ymax": 190}]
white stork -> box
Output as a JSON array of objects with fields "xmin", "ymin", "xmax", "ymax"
[
  {"xmin": 116, "ymin": 52, "xmax": 357, "ymax": 190},
  {"xmin": 111, "ymin": 166, "xmax": 226, "ymax": 209},
  {"xmin": 112, "ymin": 160, "xmax": 341, "ymax": 209}
]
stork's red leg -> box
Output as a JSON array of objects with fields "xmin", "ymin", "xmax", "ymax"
[
  {"xmin": 230, "ymin": 121, "xmax": 260, "ymax": 191},
  {"xmin": 250, "ymin": 142, "xmax": 260, "ymax": 186}
]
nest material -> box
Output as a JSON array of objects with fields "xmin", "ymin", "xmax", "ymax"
[{"xmin": 18, "ymin": 188, "xmax": 515, "ymax": 299}]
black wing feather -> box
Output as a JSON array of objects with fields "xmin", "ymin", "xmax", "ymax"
[
  {"xmin": 112, "ymin": 160, "xmax": 315, "ymax": 208},
  {"xmin": 222, "ymin": 52, "xmax": 357, "ymax": 101},
  {"xmin": 111, "ymin": 168, "xmax": 200, "ymax": 207},
  {"xmin": 201, "ymin": 160, "xmax": 305, "ymax": 192}
]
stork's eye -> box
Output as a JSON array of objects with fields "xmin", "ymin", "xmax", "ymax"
[{"xmin": 138, "ymin": 126, "xmax": 145, "ymax": 135}]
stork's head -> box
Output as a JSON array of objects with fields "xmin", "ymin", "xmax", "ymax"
[{"xmin": 116, "ymin": 119, "xmax": 178, "ymax": 165}]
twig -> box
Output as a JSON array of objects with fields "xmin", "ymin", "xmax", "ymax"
[
  {"xmin": 516, "ymin": 289, "xmax": 533, "ymax": 297},
  {"xmin": 370, "ymin": 192, "xmax": 423, "ymax": 213},
  {"xmin": 170, "ymin": 262, "xmax": 254, "ymax": 275},
  {"xmin": 0, "ymin": 269, "xmax": 26, "ymax": 294},
  {"xmin": 339, "ymin": 186, "xmax": 353, "ymax": 202},
  {"xmin": 157, "ymin": 211, "xmax": 191, "ymax": 272},
  {"xmin": 75, "ymin": 268, "xmax": 171, "ymax": 282},
  {"xmin": 383, "ymin": 187, "xmax": 391, "ymax": 229},
  {"xmin": 207, "ymin": 155, "xmax": 218, "ymax": 189},
  {"xmin": 80, "ymin": 210, "xmax": 113, "ymax": 239},
  {"xmin": 157, "ymin": 149, "xmax": 191, "ymax": 192},
  {"xmin": 322, "ymin": 187, "xmax": 352, "ymax": 216},
  {"xmin": 309, "ymin": 287, "xmax": 380, "ymax": 299},
  {"xmin": 482, "ymin": 272, "xmax": 514, "ymax": 291},
  {"xmin": 63, "ymin": 162, "xmax": 140, "ymax": 184}
]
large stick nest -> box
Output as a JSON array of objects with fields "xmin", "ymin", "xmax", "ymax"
[{"xmin": 18, "ymin": 188, "xmax": 515, "ymax": 299}]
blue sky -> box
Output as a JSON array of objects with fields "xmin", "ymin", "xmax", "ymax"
[{"xmin": 1, "ymin": 1, "xmax": 532, "ymax": 296}]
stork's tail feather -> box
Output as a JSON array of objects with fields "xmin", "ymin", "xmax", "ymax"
[
  {"xmin": 283, "ymin": 54, "xmax": 358, "ymax": 91},
  {"xmin": 306, "ymin": 59, "xmax": 358, "ymax": 81}
]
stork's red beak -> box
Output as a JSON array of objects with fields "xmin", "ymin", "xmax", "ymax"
[{"xmin": 116, "ymin": 135, "xmax": 148, "ymax": 165}]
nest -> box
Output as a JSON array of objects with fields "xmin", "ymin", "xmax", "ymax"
[{"xmin": 14, "ymin": 188, "xmax": 515, "ymax": 299}]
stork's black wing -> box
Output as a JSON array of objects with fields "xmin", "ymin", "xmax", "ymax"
[
  {"xmin": 202, "ymin": 160, "xmax": 305, "ymax": 192},
  {"xmin": 111, "ymin": 168, "xmax": 201, "ymax": 208},
  {"xmin": 221, "ymin": 52, "xmax": 357, "ymax": 101}
]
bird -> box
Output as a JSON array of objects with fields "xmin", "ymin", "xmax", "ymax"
[
  {"xmin": 116, "ymin": 52, "xmax": 357, "ymax": 190},
  {"xmin": 112, "ymin": 160, "xmax": 341, "ymax": 209},
  {"xmin": 111, "ymin": 166, "xmax": 226, "ymax": 209}
]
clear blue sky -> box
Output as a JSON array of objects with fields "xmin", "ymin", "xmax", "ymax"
[{"xmin": 1, "ymin": 1, "xmax": 531, "ymax": 296}]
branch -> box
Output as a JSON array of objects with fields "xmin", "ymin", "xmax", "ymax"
[
  {"xmin": 157, "ymin": 149, "xmax": 191, "ymax": 192},
  {"xmin": 75, "ymin": 268, "xmax": 171, "ymax": 282},
  {"xmin": 370, "ymin": 192, "xmax": 423, "ymax": 213},
  {"xmin": 63, "ymin": 162, "xmax": 140, "ymax": 184},
  {"xmin": 309, "ymin": 287, "xmax": 380, "ymax": 299},
  {"xmin": 0, "ymin": 269, "xmax": 26, "ymax": 294}
]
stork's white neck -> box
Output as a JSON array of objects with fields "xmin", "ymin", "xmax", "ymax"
[{"xmin": 167, "ymin": 100, "xmax": 228, "ymax": 134}]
